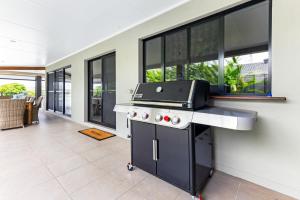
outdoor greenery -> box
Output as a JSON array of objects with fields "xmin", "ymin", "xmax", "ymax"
[
  {"xmin": 188, "ymin": 62, "xmax": 218, "ymax": 85},
  {"xmin": 93, "ymin": 85, "xmax": 102, "ymax": 97},
  {"xmin": 224, "ymin": 57, "xmax": 265, "ymax": 94},
  {"xmin": 146, "ymin": 69, "xmax": 163, "ymax": 83},
  {"xmin": 146, "ymin": 57, "xmax": 266, "ymax": 94},
  {"xmin": 0, "ymin": 83, "xmax": 35, "ymax": 97},
  {"xmin": 0, "ymin": 83, "xmax": 26, "ymax": 96},
  {"xmin": 26, "ymin": 90, "xmax": 35, "ymax": 97}
]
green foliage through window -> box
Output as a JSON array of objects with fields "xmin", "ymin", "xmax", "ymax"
[
  {"xmin": 224, "ymin": 57, "xmax": 266, "ymax": 94},
  {"xmin": 93, "ymin": 86, "xmax": 102, "ymax": 97},
  {"xmin": 145, "ymin": 57, "xmax": 268, "ymax": 95},
  {"xmin": 0, "ymin": 83, "xmax": 27, "ymax": 96},
  {"xmin": 146, "ymin": 69, "xmax": 162, "ymax": 83}
]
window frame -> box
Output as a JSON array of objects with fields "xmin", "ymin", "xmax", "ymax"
[
  {"xmin": 46, "ymin": 65, "xmax": 71, "ymax": 116},
  {"xmin": 86, "ymin": 52, "xmax": 116, "ymax": 129},
  {"xmin": 141, "ymin": 0, "xmax": 272, "ymax": 96}
]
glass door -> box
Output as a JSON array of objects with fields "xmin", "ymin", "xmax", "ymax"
[
  {"xmin": 64, "ymin": 67, "xmax": 72, "ymax": 116},
  {"xmin": 88, "ymin": 52, "xmax": 116, "ymax": 128},
  {"xmin": 102, "ymin": 53, "xmax": 116, "ymax": 128},
  {"xmin": 47, "ymin": 72, "xmax": 55, "ymax": 110},
  {"xmin": 55, "ymin": 69, "xmax": 64, "ymax": 112},
  {"xmin": 88, "ymin": 59, "xmax": 103, "ymax": 123}
]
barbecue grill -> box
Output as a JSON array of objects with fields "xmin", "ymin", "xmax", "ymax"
[{"xmin": 114, "ymin": 80, "xmax": 257, "ymax": 198}]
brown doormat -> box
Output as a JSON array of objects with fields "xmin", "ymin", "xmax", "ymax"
[{"xmin": 78, "ymin": 128, "xmax": 115, "ymax": 141}]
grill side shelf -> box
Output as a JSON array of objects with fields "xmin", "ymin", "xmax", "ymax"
[{"xmin": 192, "ymin": 107, "xmax": 257, "ymax": 131}]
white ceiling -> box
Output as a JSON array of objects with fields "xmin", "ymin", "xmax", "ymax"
[{"xmin": 0, "ymin": 0, "xmax": 188, "ymax": 67}]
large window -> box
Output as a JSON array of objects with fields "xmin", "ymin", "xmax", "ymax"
[
  {"xmin": 47, "ymin": 66, "xmax": 71, "ymax": 116},
  {"xmin": 143, "ymin": 0, "xmax": 270, "ymax": 95}
]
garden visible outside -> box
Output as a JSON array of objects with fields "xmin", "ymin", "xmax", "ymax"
[
  {"xmin": 0, "ymin": 82, "xmax": 35, "ymax": 97},
  {"xmin": 146, "ymin": 52, "xmax": 269, "ymax": 95}
]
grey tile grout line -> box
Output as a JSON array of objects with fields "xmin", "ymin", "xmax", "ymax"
[
  {"xmin": 234, "ymin": 182, "xmax": 241, "ymax": 200},
  {"xmin": 114, "ymin": 174, "xmax": 149, "ymax": 200},
  {"xmin": 16, "ymin": 145, "xmax": 66, "ymax": 197},
  {"xmin": 43, "ymin": 163, "xmax": 75, "ymax": 200},
  {"xmin": 27, "ymin": 141, "xmax": 77, "ymax": 200}
]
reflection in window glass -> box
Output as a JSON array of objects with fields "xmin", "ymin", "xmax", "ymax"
[
  {"xmin": 146, "ymin": 68, "xmax": 162, "ymax": 83},
  {"xmin": 89, "ymin": 59, "xmax": 102, "ymax": 123},
  {"xmin": 64, "ymin": 67, "xmax": 71, "ymax": 116},
  {"xmin": 224, "ymin": 1, "xmax": 269, "ymax": 95},
  {"xmin": 224, "ymin": 52, "xmax": 268, "ymax": 95},
  {"xmin": 187, "ymin": 61, "xmax": 218, "ymax": 85},
  {"xmin": 189, "ymin": 18, "xmax": 220, "ymax": 85},
  {"xmin": 165, "ymin": 65, "xmax": 188, "ymax": 82},
  {"xmin": 55, "ymin": 70, "xmax": 64, "ymax": 112},
  {"xmin": 165, "ymin": 66, "xmax": 176, "ymax": 82}
]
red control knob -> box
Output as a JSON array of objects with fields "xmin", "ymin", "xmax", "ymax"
[{"xmin": 163, "ymin": 116, "xmax": 170, "ymax": 122}]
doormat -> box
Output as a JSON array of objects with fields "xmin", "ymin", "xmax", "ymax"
[{"xmin": 78, "ymin": 128, "xmax": 115, "ymax": 141}]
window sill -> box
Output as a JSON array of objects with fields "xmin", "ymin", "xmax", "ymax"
[{"xmin": 210, "ymin": 96, "xmax": 287, "ymax": 102}]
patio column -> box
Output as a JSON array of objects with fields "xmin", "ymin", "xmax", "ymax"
[{"xmin": 35, "ymin": 76, "xmax": 42, "ymax": 98}]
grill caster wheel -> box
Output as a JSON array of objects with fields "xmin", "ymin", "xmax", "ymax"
[
  {"xmin": 127, "ymin": 163, "xmax": 134, "ymax": 171},
  {"xmin": 209, "ymin": 168, "xmax": 214, "ymax": 177}
]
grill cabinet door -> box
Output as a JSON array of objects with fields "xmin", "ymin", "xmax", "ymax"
[
  {"xmin": 131, "ymin": 121, "xmax": 156, "ymax": 175},
  {"xmin": 156, "ymin": 126, "xmax": 190, "ymax": 191}
]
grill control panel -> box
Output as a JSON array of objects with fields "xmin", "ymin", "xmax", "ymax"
[{"xmin": 127, "ymin": 107, "xmax": 193, "ymax": 129}]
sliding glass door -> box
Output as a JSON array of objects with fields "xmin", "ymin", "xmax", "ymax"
[
  {"xmin": 64, "ymin": 67, "xmax": 72, "ymax": 116},
  {"xmin": 55, "ymin": 69, "xmax": 64, "ymax": 113},
  {"xmin": 88, "ymin": 52, "xmax": 116, "ymax": 129},
  {"xmin": 47, "ymin": 66, "xmax": 71, "ymax": 116},
  {"xmin": 47, "ymin": 72, "xmax": 55, "ymax": 110},
  {"xmin": 88, "ymin": 59, "xmax": 102, "ymax": 123}
]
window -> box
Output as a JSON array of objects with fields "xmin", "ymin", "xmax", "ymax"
[
  {"xmin": 144, "ymin": 37, "xmax": 163, "ymax": 82},
  {"xmin": 189, "ymin": 18, "xmax": 220, "ymax": 87},
  {"xmin": 224, "ymin": 1, "xmax": 269, "ymax": 95},
  {"xmin": 143, "ymin": 0, "xmax": 270, "ymax": 96},
  {"xmin": 47, "ymin": 66, "xmax": 71, "ymax": 116}
]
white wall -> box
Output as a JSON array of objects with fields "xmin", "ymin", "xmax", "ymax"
[{"xmin": 47, "ymin": 0, "xmax": 300, "ymax": 198}]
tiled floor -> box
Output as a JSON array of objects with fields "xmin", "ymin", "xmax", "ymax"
[{"xmin": 0, "ymin": 112, "xmax": 294, "ymax": 200}]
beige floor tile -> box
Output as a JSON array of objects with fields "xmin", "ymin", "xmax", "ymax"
[
  {"xmin": 57, "ymin": 163, "xmax": 106, "ymax": 194},
  {"xmin": 71, "ymin": 173, "xmax": 138, "ymax": 200},
  {"xmin": 93, "ymin": 153, "xmax": 129, "ymax": 171},
  {"xmin": 0, "ymin": 157, "xmax": 44, "ymax": 178},
  {"xmin": 47, "ymin": 154, "xmax": 88, "ymax": 177},
  {"xmin": 68, "ymin": 139, "xmax": 101, "ymax": 153},
  {"xmin": 117, "ymin": 189, "xmax": 147, "ymax": 200},
  {"xmin": 19, "ymin": 179, "xmax": 71, "ymax": 200},
  {"xmin": 130, "ymin": 174, "xmax": 182, "ymax": 200},
  {"xmin": 0, "ymin": 166, "xmax": 54, "ymax": 200},
  {"xmin": 202, "ymin": 172, "xmax": 240, "ymax": 200},
  {"xmin": 80, "ymin": 145, "xmax": 115, "ymax": 162},
  {"xmin": 175, "ymin": 191, "xmax": 194, "ymax": 200},
  {"xmin": 33, "ymin": 146, "xmax": 77, "ymax": 165},
  {"xmin": 237, "ymin": 181, "xmax": 296, "ymax": 200}
]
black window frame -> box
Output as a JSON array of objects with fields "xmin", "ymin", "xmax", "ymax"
[
  {"xmin": 87, "ymin": 52, "xmax": 116, "ymax": 129},
  {"xmin": 141, "ymin": 0, "xmax": 272, "ymax": 96},
  {"xmin": 46, "ymin": 65, "xmax": 71, "ymax": 116}
]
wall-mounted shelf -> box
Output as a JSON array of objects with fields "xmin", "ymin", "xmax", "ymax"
[{"xmin": 210, "ymin": 96, "xmax": 287, "ymax": 102}]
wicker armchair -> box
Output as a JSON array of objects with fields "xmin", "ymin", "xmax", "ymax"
[
  {"xmin": 32, "ymin": 96, "xmax": 43, "ymax": 123},
  {"xmin": 0, "ymin": 96, "xmax": 11, "ymax": 99},
  {"xmin": 0, "ymin": 99, "xmax": 26, "ymax": 130}
]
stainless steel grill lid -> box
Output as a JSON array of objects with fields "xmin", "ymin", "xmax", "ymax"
[{"xmin": 131, "ymin": 80, "xmax": 209, "ymax": 110}]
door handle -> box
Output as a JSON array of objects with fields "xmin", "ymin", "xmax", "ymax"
[{"xmin": 152, "ymin": 140, "xmax": 158, "ymax": 161}]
